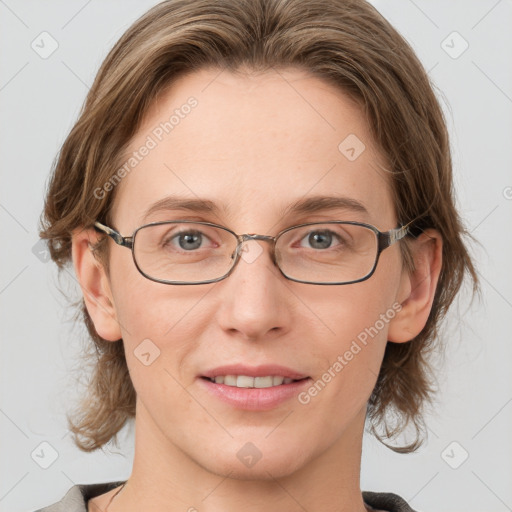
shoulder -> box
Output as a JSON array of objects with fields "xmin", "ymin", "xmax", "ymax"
[
  {"xmin": 362, "ymin": 490, "xmax": 418, "ymax": 512},
  {"xmin": 31, "ymin": 481, "xmax": 126, "ymax": 512}
]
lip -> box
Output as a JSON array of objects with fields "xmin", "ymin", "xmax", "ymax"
[
  {"xmin": 198, "ymin": 377, "xmax": 311, "ymax": 410},
  {"xmin": 200, "ymin": 364, "xmax": 308, "ymax": 380},
  {"xmin": 198, "ymin": 364, "xmax": 311, "ymax": 411}
]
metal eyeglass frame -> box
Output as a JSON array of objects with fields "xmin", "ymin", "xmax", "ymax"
[{"xmin": 93, "ymin": 219, "xmax": 411, "ymax": 286}]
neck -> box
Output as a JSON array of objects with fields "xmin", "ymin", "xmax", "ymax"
[{"xmin": 110, "ymin": 401, "xmax": 371, "ymax": 512}]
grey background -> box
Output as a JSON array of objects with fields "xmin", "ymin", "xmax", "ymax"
[{"xmin": 1, "ymin": 1, "xmax": 511, "ymax": 511}]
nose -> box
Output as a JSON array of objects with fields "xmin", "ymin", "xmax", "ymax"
[{"xmin": 215, "ymin": 238, "xmax": 291, "ymax": 341}]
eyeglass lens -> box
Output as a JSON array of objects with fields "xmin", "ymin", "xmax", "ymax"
[{"xmin": 132, "ymin": 222, "xmax": 379, "ymax": 284}]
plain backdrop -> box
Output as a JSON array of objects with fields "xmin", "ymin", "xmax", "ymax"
[{"xmin": 1, "ymin": 1, "xmax": 511, "ymax": 511}]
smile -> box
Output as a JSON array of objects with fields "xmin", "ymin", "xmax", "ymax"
[{"xmin": 204, "ymin": 375, "xmax": 305, "ymax": 388}]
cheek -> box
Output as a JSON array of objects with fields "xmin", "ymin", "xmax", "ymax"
[
  {"xmin": 109, "ymin": 248, "xmax": 198, "ymax": 338},
  {"xmin": 301, "ymin": 253, "xmax": 402, "ymax": 404},
  {"xmin": 297, "ymin": 296, "xmax": 395, "ymax": 443},
  {"xmin": 112, "ymin": 283, "xmax": 206, "ymax": 420},
  {"xmin": 307, "ymin": 254, "xmax": 401, "ymax": 351},
  {"xmin": 108, "ymin": 255, "xmax": 208, "ymax": 382}
]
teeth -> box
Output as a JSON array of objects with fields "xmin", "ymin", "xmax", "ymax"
[
  {"xmin": 255, "ymin": 376, "xmax": 274, "ymax": 388},
  {"xmin": 209, "ymin": 375, "xmax": 298, "ymax": 388},
  {"xmin": 224, "ymin": 375, "xmax": 237, "ymax": 386},
  {"xmin": 273, "ymin": 376, "xmax": 284, "ymax": 386}
]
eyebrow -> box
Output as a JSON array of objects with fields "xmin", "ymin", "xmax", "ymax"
[{"xmin": 141, "ymin": 194, "xmax": 369, "ymax": 222}]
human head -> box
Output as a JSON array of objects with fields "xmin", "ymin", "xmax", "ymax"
[{"xmin": 40, "ymin": 0, "xmax": 477, "ymax": 458}]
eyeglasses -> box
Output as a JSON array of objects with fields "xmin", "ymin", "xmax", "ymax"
[{"xmin": 93, "ymin": 219, "xmax": 410, "ymax": 285}]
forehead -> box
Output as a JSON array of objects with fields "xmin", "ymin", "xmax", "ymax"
[{"xmin": 111, "ymin": 67, "xmax": 396, "ymax": 231}]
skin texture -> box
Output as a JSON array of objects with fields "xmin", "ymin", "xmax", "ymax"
[{"xmin": 74, "ymin": 67, "xmax": 442, "ymax": 512}]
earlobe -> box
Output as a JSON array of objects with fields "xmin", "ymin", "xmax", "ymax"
[
  {"xmin": 71, "ymin": 228, "xmax": 122, "ymax": 341},
  {"xmin": 387, "ymin": 229, "xmax": 443, "ymax": 343}
]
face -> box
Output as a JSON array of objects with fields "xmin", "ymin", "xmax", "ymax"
[{"xmin": 96, "ymin": 67, "xmax": 408, "ymax": 479}]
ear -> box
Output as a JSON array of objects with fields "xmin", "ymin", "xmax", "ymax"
[
  {"xmin": 71, "ymin": 227, "xmax": 122, "ymax": 341},
  {"xmin": 387, "ymin": 229, "xmax": 443, "ymax": 343}
]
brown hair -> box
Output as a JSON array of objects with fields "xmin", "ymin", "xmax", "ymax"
[{"xmin": 40, "ymin": 0, "xmax": 478, "ymax": 453}]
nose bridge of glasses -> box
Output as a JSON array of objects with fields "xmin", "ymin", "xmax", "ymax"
[
  {"xmin": 234, "ymin": 233, "xmax": 277, "ymax": 264},
  {"xmin": 240, "ymin": 233, "xmax": 275, "ymax": 243},
  {"xmin": 238, "ymin": 233, "xmax": 276, "ymax": 252}
]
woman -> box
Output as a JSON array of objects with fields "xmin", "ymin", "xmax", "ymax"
[{"xmin": 35, "ymin": 0, "xmax": 478, "ymax": 511}]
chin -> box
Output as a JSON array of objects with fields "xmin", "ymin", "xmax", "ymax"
[{"xmin": 196, "ymin": 440, "xmax": 313, "ymax": 481}]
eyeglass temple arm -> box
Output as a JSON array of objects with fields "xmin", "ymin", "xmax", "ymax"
[
  {"xmin": 94, "ymin": 221, "xmax": 133, "ymax": 248},
  {"xmin": 378, "ymin": 223, "xmax": 411, "ymax": 252}
]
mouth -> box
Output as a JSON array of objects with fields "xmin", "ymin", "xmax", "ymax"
[
  {"xmin": 198, "ymin": 365, "xmax": 311, "ymax": 410},
  {"xmin": 201, "ymin": 375, "xmax": 309, "ymax": 388}
]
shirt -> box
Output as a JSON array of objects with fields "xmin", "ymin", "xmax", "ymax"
[{"xmin": 32, "ymin": 481, "xmax": 418, "ymax": 512}]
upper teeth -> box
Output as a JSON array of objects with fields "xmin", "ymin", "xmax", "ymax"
[{"xmin": 210, "ymin": 375, "xmax": 295, "ymax": 388}]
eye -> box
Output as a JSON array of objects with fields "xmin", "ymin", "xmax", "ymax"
[
  {"xmin": 163, "ymin": 229, "xmax": 214, "ymax": 251},
  {"xmin": 297, "ymin": 229, "xmax": 346, "ymax": 250}
]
